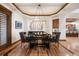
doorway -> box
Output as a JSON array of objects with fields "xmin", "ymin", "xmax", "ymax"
[{"xmin": 66, "ymin": 18, "xmax": 79, "ymax": 37}]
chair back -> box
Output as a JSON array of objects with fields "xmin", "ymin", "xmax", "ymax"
[
  {"xmin": 51, "ymin": 32, "xmax": 61, "ymax": 42},
  {"xmin": 19, "ymin": 32, "xmax": 26, "ymax": 42},
  {"xmin": 29, "ymin": 34, "xmax": 35, "ymax": 41},
  {"xmin": 43, "ymin": 34, "xmax": 49, "ymax": 42},
  {"xmin": 55, "ymin": 32, "xmax": 61, "ymax": 42}
]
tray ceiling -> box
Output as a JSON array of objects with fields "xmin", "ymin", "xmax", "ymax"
[{"xmin": 12, "ymin": 3, "xmax": 68, "ymax": 16}]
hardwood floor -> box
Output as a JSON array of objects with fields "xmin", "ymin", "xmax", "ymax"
[
  {"xmin": 8, "ymin": 43, "xmax": 73, "ymax": 56},
  {"xmin": 60, "ymin": 37, "xmax": 79, "ymax": 56},
  {"xmin": 1, "ymin": 37, "xmax": 79, "ymax": 56}
]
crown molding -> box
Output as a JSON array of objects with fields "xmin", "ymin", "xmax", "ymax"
[{"xmin": 12, "ymin": 3, "xmax": 69, "ymax": 16}]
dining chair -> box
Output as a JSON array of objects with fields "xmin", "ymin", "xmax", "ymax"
[
  {"xmin": 42, "ymin": 34, "xmax": 50, "ymax": 48},
  {"xmin": 19, "ymin": 32, "xmax": 29, "ymax": 48},
  {"xmin": 28, "ymin": 34, "xmax": 37, "ymax": 48},
  {"xmin": 55, "ymin": 32, "xmax": 61, "ymax": 43},
  {"xmin": 51, "ymin": 32, "xmax": 61, "ymax": 47}
]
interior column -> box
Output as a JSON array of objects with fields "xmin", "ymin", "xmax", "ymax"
[{"xmin": 59, "ymin": 15, "xmax": 66, "ymax": 40}]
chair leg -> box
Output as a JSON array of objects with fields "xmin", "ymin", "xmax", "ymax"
[
  {"xmin": 21, "ymin": 42, "xmax": 24, "ymax": 48},
  {"xmin": 29, "ymin": 44, "xmax": 33, "ymax": 49},
  {"xmin": 55, "ymin": 42, "xmax": 59, "ymax": 48},
  {"xmin": 57, "ymin": 42, "xmax": 59, "ymax": 47},
  {"xmin": 21, "ymin": 41, "xmax": 22, "ymax": 48}
]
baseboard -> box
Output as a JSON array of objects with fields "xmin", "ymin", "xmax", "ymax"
[
  {"xmin": 59, "ymin": 39, "xmax": 66, "ymax": 41},
  {"xmin": 0, "ymin": 40, "xmax": 20, "ymax": 56},
  {"xmin": 12, "ymin": 40, "xmax": 20, "ymax": 45}
]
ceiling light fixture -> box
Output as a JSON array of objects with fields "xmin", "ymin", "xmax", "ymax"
[{"xmin": 34, "ymin": 4, "xmax": 41, "ymax": 21}]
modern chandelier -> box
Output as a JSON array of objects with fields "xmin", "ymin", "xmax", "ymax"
[{"xmin": 30, "ymin": 4, "xmax": 46, "ymax": 31}]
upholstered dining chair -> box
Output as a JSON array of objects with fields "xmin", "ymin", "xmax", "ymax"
[
  {"xmin": 51, "ymin": 32, "xmax": 61, "ymax": 47},
  {"xmin": 51, "ymin": 32, "xmax": 60, "ymax": 42},
  {"xmin": 28, "ymin": 34, "xmax": 37, "ymax": 48},
  {"xmin": 56, "ymin": 32, "xmax": 61, "ymax": 42},
  {"xmin": 19, "ymin": 32, "xmax": 29, "ymax": 48},
  {"xmin": 42, "ymin": 34, "xmax": 50, "ymax": 48}
]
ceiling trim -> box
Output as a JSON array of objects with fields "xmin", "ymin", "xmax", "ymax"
[
  {"xmin": 66, "ymin": 18, "xmax": 79, "ymax": 22},
  {"xmin": 12, "ymin": 3, "xmax": 69, "ymax": 16}
]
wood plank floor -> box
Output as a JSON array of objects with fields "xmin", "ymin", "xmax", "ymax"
[
  {"xmin": 3, "ymin": 37, "xmax": 79, "ymax": 56},
  {"xmin": 60, "ymin": 37, "xmax": 79, "ymax": 56},
  {"xmin": 8, "ymin": 43, "xmax": 73, "ymax": 56}
]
